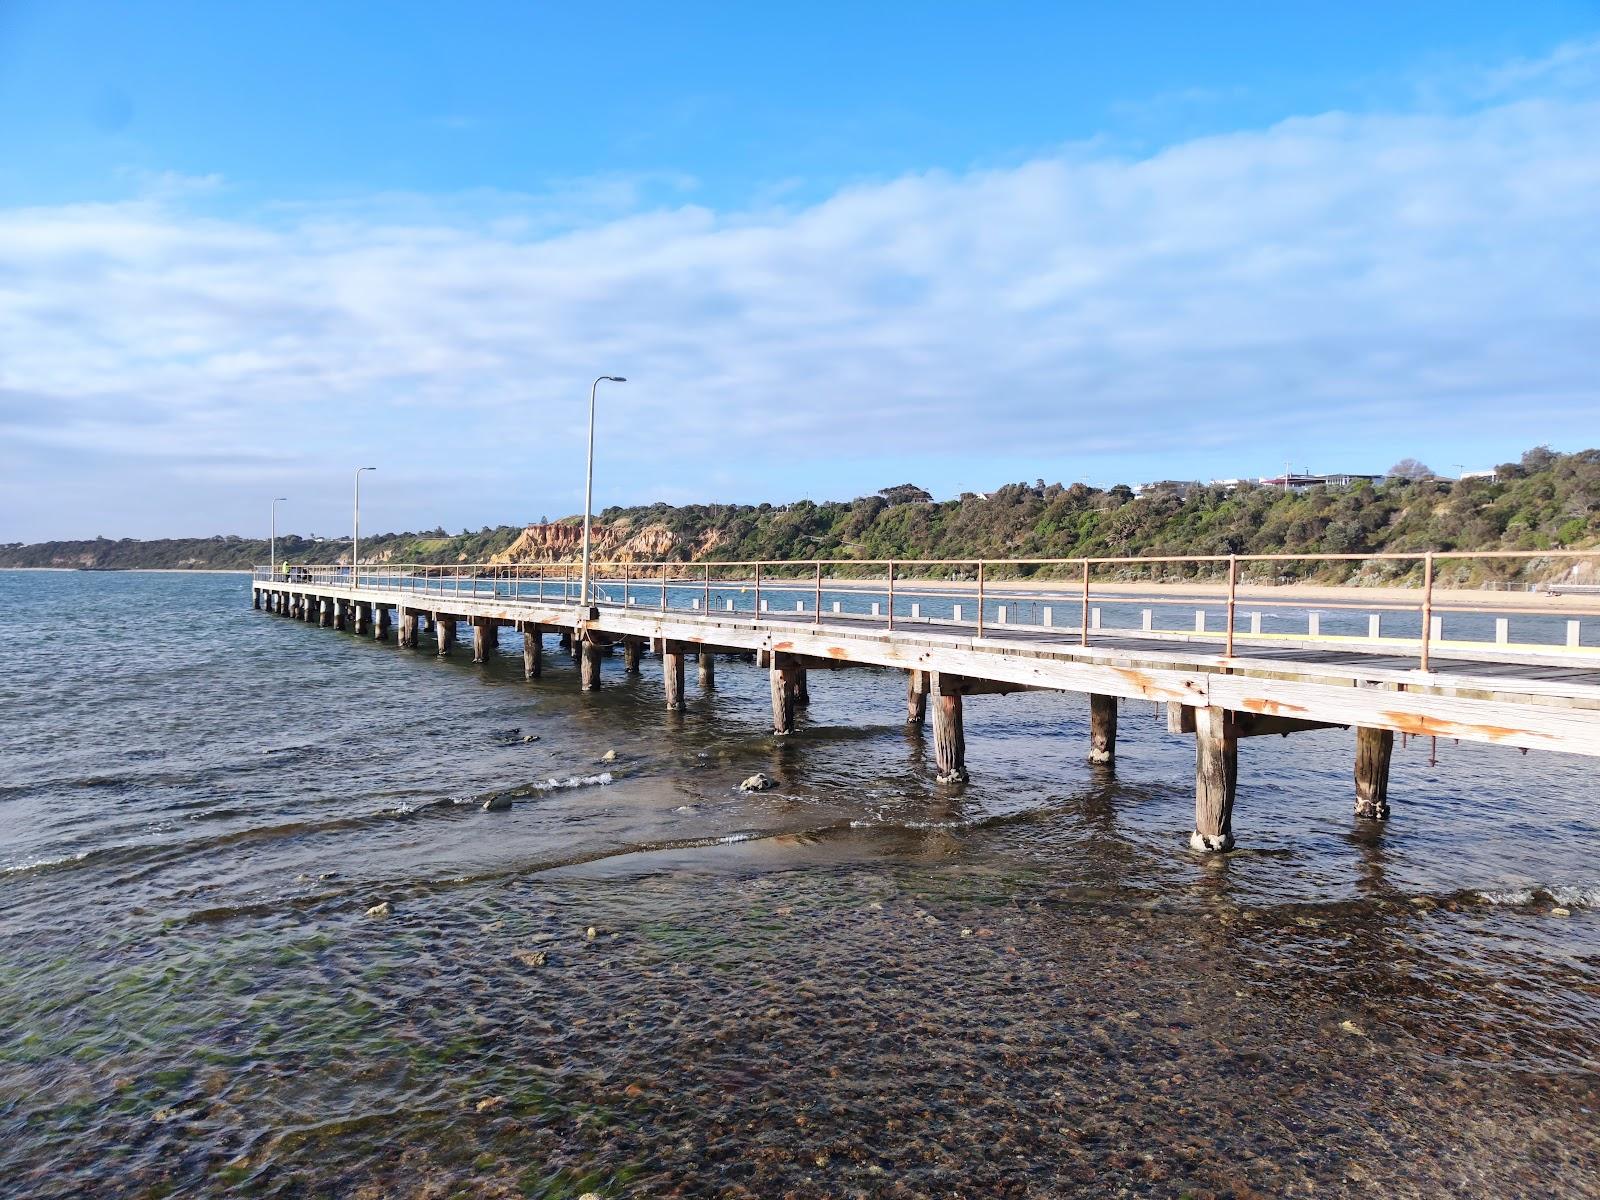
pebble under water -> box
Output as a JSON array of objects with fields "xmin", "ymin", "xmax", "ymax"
[{"xmin": 1, "ymin": 570, "xmax": 1597, "ymax": 1198}]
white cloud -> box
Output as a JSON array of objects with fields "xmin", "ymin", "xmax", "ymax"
[{"xmin": 2, "ymin": 51, "xmax": 1599, "ymax": 538}]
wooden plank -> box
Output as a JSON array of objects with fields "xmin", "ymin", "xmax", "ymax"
[{"xmin": 1205, "ymin": 676, "xmax": 1600, "ymax": 756}]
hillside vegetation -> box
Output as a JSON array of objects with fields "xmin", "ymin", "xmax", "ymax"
[{"xmin": 5, "ymin": 446, "xmax": 1596, "ymax": 586}]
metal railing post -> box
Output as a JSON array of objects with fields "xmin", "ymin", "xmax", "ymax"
[
  {"xmin": 1420, "ymin": 552, "xmax": 1435, "ymax": 672},
  {"xmin": 977, "ymin": 561, "xmax": 985, "ymax": 638},
  {"xmin": 887, "ymin": 561, "xmax": 896, "ymax": 631},
  {"xmin": 814, "ymin": 561, "xmax": 822, "ymax": 625},
  {"xmin": 1080, "ymin": 559, "xmax": 1090, "ymax": 647},
  {"xmin": 1225, "ymin": 554, "xmax": 1238, "ymax": 657},
  {"xmin": 704, "ymin": 564, "xmax": 711, "ymax": 614},
  {"xmin": 660, "ymin": 567, "xmax": 667, "ymax": 612},
  {"xmin": 754, "ymin": 562, "xmax": 762, "ymax": 619}
]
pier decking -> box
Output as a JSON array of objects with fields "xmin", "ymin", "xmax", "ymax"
[{"xmin": 252, "ymin": 553, "xmax": 1600, "ymax": 852}]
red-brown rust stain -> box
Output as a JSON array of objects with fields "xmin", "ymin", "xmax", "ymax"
[
  {"xmin": 826, "ymin": 646, "xmax": 849, "ymax": 659},
  {"xmin": 1114, "ymin": 667, "xmax": 1157, "ymax": 695},
  {"xmin": 1238, "ymin": 697, "xmax": 1312, "ymax": 717},
  {"xmin": 772, "ymin": 641, "xmax": 795, "ymax": 652},
  {"xmin": 1379, "ymin": 710, "xmax": 1527, "ymax": 742}
]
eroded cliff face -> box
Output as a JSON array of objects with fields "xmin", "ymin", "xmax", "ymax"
[{"xmin": 489, "ymin": 521, "xmax": 724, "ymax": 565}]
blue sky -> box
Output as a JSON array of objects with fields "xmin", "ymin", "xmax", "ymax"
[{"xmin": 2, "ymin": 2, "xmax": 1598, "ymax": 540}]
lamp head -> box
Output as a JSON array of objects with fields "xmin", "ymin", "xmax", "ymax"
[{"xmin": 606, "ymin": 376, "xmax": 627, "ymax": 382}]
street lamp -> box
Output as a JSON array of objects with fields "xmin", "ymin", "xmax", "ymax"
[
  {"xmin": 580, "ymin": 376, "xmax": 626, "ymax": 613},
  {"xmin": 353, "ymin": 467, "xmax": 376, "ymax": 587},
  {"xmin": 270, "ymin": 497, "xmax": 287, "ymax": 577}
]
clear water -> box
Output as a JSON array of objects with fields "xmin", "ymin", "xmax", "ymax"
[{"xmin": 2, "ymin": 571, "xmax": 1597, "ymax": 1197}]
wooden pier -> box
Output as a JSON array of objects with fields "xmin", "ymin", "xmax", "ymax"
[{"xmin": 252, "ymin": 553, "xmax": 1600, "ymax": 852}]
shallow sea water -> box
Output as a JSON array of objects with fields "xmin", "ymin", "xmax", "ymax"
[{"xmin": 1, "ymin": 571, "xmax": 1597, "ymax": 1198}]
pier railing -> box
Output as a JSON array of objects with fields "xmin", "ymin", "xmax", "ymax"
[{"xmin": 254, "ymin": 548, "xmax": 1600, "ymax": 670}]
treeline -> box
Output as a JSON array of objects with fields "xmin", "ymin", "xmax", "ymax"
[{"xmin": 4, "ymin": 447, "xmax": 1595, "ymax": 583}]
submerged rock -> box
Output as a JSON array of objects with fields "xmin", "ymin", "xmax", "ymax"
[
  {"xmin": 365, "ymin": 901, "xmax": 391, "ymax": 919},
  {"xmin": 482, "ymin": 795, "xmax": 513, "ymax": 812},
  {"xmin": 739, "ymin": 773, "xmax": 777, "ymax": 793},
  {"xmin": 521, "ymin": 733, "xmax": 540, "ymax": 743},
  {"xmin": 513, "ymin": 949, "xmax": 547, "ymax": 968},
  {"xmin": 601, "ymin": 749, "xmax": 618, "ymax": 762}
]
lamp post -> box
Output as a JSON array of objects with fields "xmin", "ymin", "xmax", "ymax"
[
  {"xmin": 270, "ymin": 497, "xmax": 287, "ymax": 577},
  {"xmin": 353, "ymin": 467, "xmax": 376, "ymax": 587},
  {"xmin": 580, "ymin": 376, "xmax": 626, "ymax": 613}
]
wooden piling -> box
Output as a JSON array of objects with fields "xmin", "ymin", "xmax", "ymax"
[
  {"xmin": 253, "ymin": 589, "xmax": 261, "ymax": 610},
  {"xmin": 374, "ymin": 605, "xmax": 391, "ymax": 641},
  {"xmin": 522, "ymin": 625, "xmax": 542, "ymax": 679},
  {"xmin": 436, "ymin": 616, "xmax": 456, "ymax": 657},
  {"xmin": 662, "ymin": 640, "xmax": 686, "ymax": 710},
  {"xmin": 1089, "ymin": 694, "xmax": 1117, "ymax": 764},
  {"xmin": 794, "ymin": 667, "xmax": 810, "ymax": 708},
  {"xmin": 400, "ymin": 608, "xmax": 420, "ymax": 647},
  {"xmin": 354, "ymin": 602, "xmax": 372, "ymax": 637},
  {"xmin": 471, "ymin": 618, "xmax": 498, "ymax": 664},
  {"xmin": 771, "ymin": 652, "xmax": 800, "ymax": 734},
  {"xmin": 698, "ymin": 647, "xmax": 715, "ymax": 689},
  {"xmin": 580, "ymin": 635, "xmax": 602, "ymax": 691},
  {"xmin": 1354, "ymin": 727, "xmax": 1394, "ymax": 820},
  {"xmin": 559, "ymin": 629, "xmax": 573, "ymax": 653},
  {"xmin": 907, "ymin": 670, "xmax": 928, "ymax": 726},
  {"xmin": 931, "ymin": 672, "xmax": 968, "ymax": 783},
  {"xmin": 321, "ymin": 598, "xmax": 335, "ymax": 628},
  {"xmin": 623, "ymin": 637, "xmax": 643, "ymax": 674},
  {"xmin": 1191, "ymin": 707, "xmax": 1237, "ymax": 852}
]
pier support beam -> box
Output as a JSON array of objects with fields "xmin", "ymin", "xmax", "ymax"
[
  {"xmin": 354, "ymin": 602, "xmax": 372, "ymax": 637},
  {"xmin": 559, "ymin": 629, "xmax": 573, "ymax": 654},
  {"xmin": 771, "ymin": 652, "xmax": 802, "ymax": 734},
  {"xmin": 931, "ymin": 672, "xmax": 968, "ymax": 783},
  {"xmin": 907, "ymin": 670, "xmax": 928, "ymax": 726},
  {"xmin": 400, "ymin": 608, "xmax": 420, "ymax": 648},
  {"xmin": 662, "ymin": 640, "xmax": 686, "ymax": 710},
  {"xmin": 253, "ymin": 589, "xmax": 261, "ymax": 610},
  {"xmin": 580, "ymin": 634, "xmax": 603, "ymax": 691},
  {"xmin": 374, "ymin": 605, "xmax": 391, "ymax": 641},
  {"xmin": 436, "ymin": 616, "xmax": 456, "ymax": 657},
  {"xmin": 1191, "ymin": 707, "xmax": 1237, "ymax": 852},
  {"xmin": 321, "ymin": 598, "xmax": 334, "ymax": 627},
  {"xmin": 794, "ymin": 667, "xmax": 810, "ymax": 708},
  {"xmin": 1089, "ymin": 694, "xmax": 1117, "ymax": 765},
  {"xmin": 1354, "ymin": 727, "xmax": 1394, "ymax": 820},
  {"xmin": 522, "ymin": 625, "xmax": 543, "ymax": 679},
  {"xmin": 698, "ymin": 648, "xmax": 715, "ymax": 690},
  {"xmin": 623, "ymin": 637, "xmax": 643, "ymax": 674},
  {"xmin": 471, "ymin": 618, "xmax": 498, "ymax": 664}
]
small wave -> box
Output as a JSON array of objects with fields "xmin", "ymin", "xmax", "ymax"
[
  {"xmin": 1478, "ymin": 888, "xmax": 1536, "ymax": 906},
  {"xmin": 1548, "ymin": 884, "xmax": 1600, "ymax": 908},
  {"xmin": 850, "ymin": 817, "xmax": 974, "ymax": 831},
  {"xmin": 538, "ymin": 772, "xmax": 613, "ymax": 791},
  {"xmin": 1, "ymin": 849, "xmax": 92, "ymax": 877},
  {"xmin": 1477, "ymin": 883, "xmax": 1598, "ymax": 908}
]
